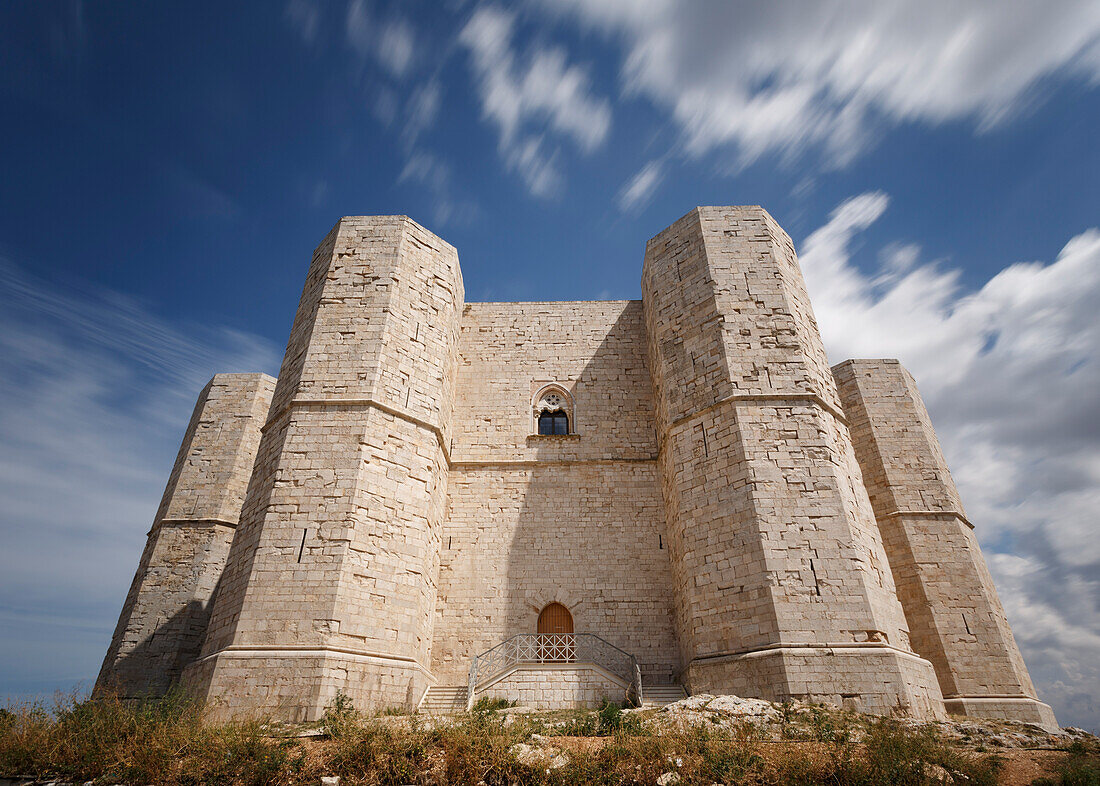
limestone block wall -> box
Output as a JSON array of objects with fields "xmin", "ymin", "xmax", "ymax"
[
  {"xmin": 641, "ymin": 207, "xmax": 943, "ymax": 719},
  {"xmin": 833, "ymin": 359, "xmax": 1057, "ymax": 730},
  {"xmin": 449, "ymin": 301, "xmax": 657, "ymax": 463},
  {"xmin": 477, "ymin": 664, "xmax": 629, "ymax": 709},
  {"xmin": 432, "ymin": 301, "xmax": 679, "ymax": 685},
  {"xmin": 98, "ymin": 208, "xmax": 1054, "ymax": 726},
  {"xmin": 96, "ymin": 373, "xmax": 275, "ymax": 697},
  {"xmin": 185, "ymin": 217, "xmax": 463, "ymax": 721}
]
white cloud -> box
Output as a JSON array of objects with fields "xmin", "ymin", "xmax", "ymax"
[
  {"xmin": 375, "ymin": 18, "xmax": 415, "ymax": 78},
  {"xmin": 0, "ymin": 259, "xmax": 280, "ymax": 700},
  {"xmin": 458, "ymin": 5, "xmax": 612, "ymax": 196},
  {"xmin": 332, "ymin": 2, "xmax": 459, "ymax": 222},
  {"xmin": 799, "ymin": 193, "xmax": 1100, "ymax": 730},
  {"xmin": 346, "ymin": 0, "xmax": 416, "ymax": 78},
  {"xmin": 402, "ymin": 79, "xmax": 441, "ymax": 150},
  {"xmin": 616, "ymin": 159, "xmax": 664, "ymax": 213},
  {"xmin": 396, "ymin": 85, "xmax": 481, "ymax": 225},
  {"xmin": 345, "ymin": 0, "xmax": 372, "ymax": 56},
  {"xmin": 398, "ymin": 151, "xmax": 479, "ymax": 227},
  {"xmin": 47, "ymin": 0, "xmax": 87, "ymax": 60},
  {"xmin": 503, "ymin": 136, "xmax": 561, "ymax": 198},
  {"xmin": 543, "ymin": 0, "xmax": 1100, "ymax": 166}
]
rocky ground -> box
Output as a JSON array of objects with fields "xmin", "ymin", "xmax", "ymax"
[
  {"xmin": 645, "ymin": 694, "xmax": 1088, "ymax": 749},
  {"xmin": 2, "ymin": 691, "xmax": 1097, "ymax": 785},
  {"xmin": 434, "ymin": 694, "xmax": 1098, "ymax": 785}
]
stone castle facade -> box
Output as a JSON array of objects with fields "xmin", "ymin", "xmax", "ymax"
[{"xmin": 97, "ymin": 207, "xmax": 1057, "ymax": 730}]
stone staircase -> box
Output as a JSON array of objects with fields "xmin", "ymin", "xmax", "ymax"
[
  {"xmin": 420, "ymin": 681, "xmax": 685, "ymax": 713},
  {"xmin": 419, "ymin": 685, "xmax": 468, "ymax": 714},
  {"xmin": 641, "ymin": 684, "xmax": 688, "ymax": 707}
]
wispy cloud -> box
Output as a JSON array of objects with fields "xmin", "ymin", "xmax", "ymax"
[
  {"xmin": 281, "ymin": 2, "xmax": 467, "ymax": 226},
  {"xmin": 544, "ymin": 0, "xmax": 1100, "ymax": 168},
  {"xmin": 459, "ymin": 5, "xmax": 612, "ymax": 196},
  {"xmin": 616, "ymin": 159, "xmax": 664, "ymax": 213},
  {"xmin": 346, "ymin": 0, "xmax": 417, "ymax": 78},
  {"xmin": 283, "ymin": 0, "xmax": 320, "ymax": 46},
  {"xmin": 397, "ymin": 80, "xmax": 481, "ymax": 228},
  {"xmin": 375, "ymin": 18, "xmax": 415, "ymax": 78},
  {"xmin": 398, "ymin": 150, "xmax": 479, "ymax": 227},
  {"xmin": 0, "ymin": 257, "xmax": 280, "ymax": 700},
  {"xmin": 401, "ymin": 79, "xmax": 441, "ymax": 150},
  {"xmin": 799, "ymin": 194, "xmax": 1100, "ymax": 730}
]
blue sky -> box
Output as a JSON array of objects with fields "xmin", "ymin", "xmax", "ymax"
[{"xmin": 1, "ymin": 1, "xmax": 1098, "ymax": 729}]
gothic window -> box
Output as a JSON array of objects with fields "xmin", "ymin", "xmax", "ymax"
[
  {"xmin": 538, "ymin": 409, "xmax": 569, "ymax": 435},
  {"xmin": 532, "ymin": 385, "xmax": 574, "ymax": 436}
]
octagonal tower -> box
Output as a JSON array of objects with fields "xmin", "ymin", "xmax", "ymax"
[
  {"xmin": 183, "ymin": 216, "xmax": 464, "ymax": 721},
  {"xmin": 642, "ymin": 206, "xmax": 945, "ymax": 718}
]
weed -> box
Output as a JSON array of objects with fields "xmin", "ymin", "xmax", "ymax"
[
  {"xmin": 557, "ymin": 710, "xmax": 598, "ymax": 736},
  {"xmin": 470, "ymin": 696, "xmax": 515, "ymax": 713},
  {"xmin": 1032, "ymin": 740, "xmax": 1100, "ymax": 786},
  {"xmin": 859, "ymin": 717, "xmax": 1001, "ymax": 786},
  {"xmin": 597, "ymin": 699, "xmax": 623, "ymax": 730},
  {"xmin": 319, "ymin": 690, "xmax": 357, "ymax": 739},
  {"xmin": 0, "ymin": 689, "xmax": 315, "ymax": 785},
  {"xmin": 0, "ymin": 690, "xmax": 1060, "ymax": 785}
]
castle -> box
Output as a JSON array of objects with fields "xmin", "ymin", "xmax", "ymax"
[{"xmin": 97, "ymin": 207, "xmax": 1057, "ymax": 731}]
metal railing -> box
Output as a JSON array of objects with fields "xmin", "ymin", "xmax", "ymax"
[{"xmin": 466, "ymin": 633, "xmax": 642, "ymax": 710}]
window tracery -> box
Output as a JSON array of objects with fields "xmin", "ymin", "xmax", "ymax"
[{"xmin": 532, "ymin": 385, "xmax": 575, "ymax": 436}]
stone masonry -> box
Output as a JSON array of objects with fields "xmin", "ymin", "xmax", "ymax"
[
  {"xmin": 833, "ymin": 359, "xmax": 1057, "ymax": 728},
  {"xmin": 98, "ymin": 207, "xmax": 1057, "ymax": 731},
  {"xmin": 181, "ymin": 217, "xmax": 463, "ymax": 721},
  {"xmin": 479, "ymin": 664, "xmax": 629, "ymax": 710},
  {"xmin": 96, "ymin": 373, "xmax": 275, "ymax": 697},
  {"xmin": 641, "ymin": 207, "xmax": 942, "ymax": 718}
]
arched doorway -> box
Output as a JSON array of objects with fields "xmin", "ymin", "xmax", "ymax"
[
  {"xmin": 537, "ymin": 603, "xmax": 574, "ymax": 661},
  {"xmin": 538, "ymin": 602, "xmax": 573, "ymax": 635}
]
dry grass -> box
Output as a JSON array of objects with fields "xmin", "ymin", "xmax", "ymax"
[
  {"xmin": 0, "ymin": 690, "xmax": 1083, "ymax": 785},
  {"xmin": 0, "ymin": 691, "xmax": 313, "ymax": 785},
  {"xmin": 1029, "ymin": 741, "xmax": 1100, "ymax": 786}
]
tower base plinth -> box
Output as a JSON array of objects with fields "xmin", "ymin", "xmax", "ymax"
[
  {"xmin": 682, "ymin": 645, "xmax": 946, "ymax": 720},
  {"xmin": 182, "ymin": 647, "xmax": 433, "ymax": 722},
  {"xmin": 943, "ymin": 697, "xmax": 1059, "ymax": 733}
]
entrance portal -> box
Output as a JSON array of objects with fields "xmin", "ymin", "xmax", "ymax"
[
  {"xmin": 537, "ymin": 602, "xmax": 573, "ymax": 635},
  {"xmin": 537, "ymin": 603, "xmax": 575, "ymax": 661}
]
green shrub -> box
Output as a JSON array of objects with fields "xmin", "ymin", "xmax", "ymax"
[
  {"xmin": 558, "ymin": 710, "xmax": 599, "ymax": 736},
  {"xmin": 596, "ymin": 699, "xmax": 623, "ymax": 730},
  {"xmin": 471, "ymin": 696, "xmax": 515, "ymax": 713},
  {"xmin": 319, "ymin": 690, "xmax": 357, "ymax": 738},
  {"xmin": 858, "ymin": 717, "xmax": 1001, "ymax": 786}
]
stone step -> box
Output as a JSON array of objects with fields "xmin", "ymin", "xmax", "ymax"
[
  {"xmin": 641, "ymin": 685, "xmax": 687, "ymax": 706},
  {"xmin": 420, "ymin": 685, "xmax": 469, "ymax": 714}
]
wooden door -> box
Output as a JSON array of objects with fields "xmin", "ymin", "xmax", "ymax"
[
  {"xmin": 537, "ymin": 602, "xmax": 573, "ymax": 635},
  {"xmin": 537, "ymin": 603, "xmax": 574, "ymax": 661}
]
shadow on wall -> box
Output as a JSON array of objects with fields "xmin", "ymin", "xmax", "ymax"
[
  {"xmin": 495, "ymin": 303, "xmax": 681, "ymax": 683},
  {"xmin": 96, "ymin": 578, "xmax": 222, "ymax": 699}
]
